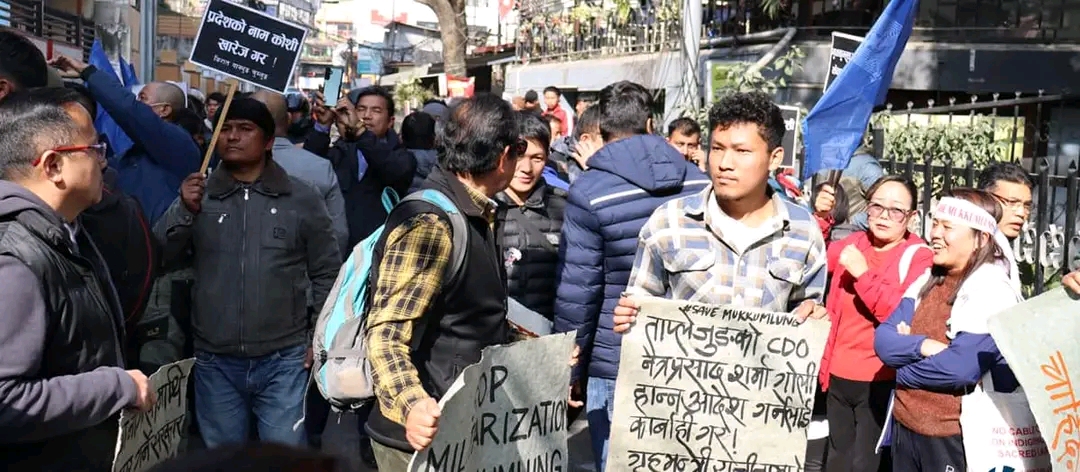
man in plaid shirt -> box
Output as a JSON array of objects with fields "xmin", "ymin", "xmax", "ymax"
[{"xmin": 614, "ymin": 92, "xmax": 829, "ymax": 331}]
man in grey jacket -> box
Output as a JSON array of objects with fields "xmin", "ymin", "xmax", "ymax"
[
  {"xmin": 0, "ymin": 87, "xmax": 155, "ymax": 470},
  {"xmin": 253, "ymin": 90, "xmax": 348, "ymax": 256},
  {"xmin": 155, "ymin": 98, "xmax": 340, "ymax": 448}
]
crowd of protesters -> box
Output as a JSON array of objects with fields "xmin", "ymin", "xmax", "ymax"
[{"xmin": 0, "ymin": 26, "xmax": 1073, "ymax": 472}]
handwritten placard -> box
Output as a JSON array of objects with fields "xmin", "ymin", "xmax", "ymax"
[
  {"xmin": 112, "ymin": 359, "xmax": 195, "ymax": 472},
  {"xmin": 608, "ymin": 297, "xmax": 829, "ymax": 471},
  {"xmin": 188, "ymin": 0, "xmax": 307, "ymax": 92},
  {"xmin": 408, "ymin": 332, "xmax": 575, "ymax": 472},
  {"xmin": 988, "ymin": 289, "xmax": 1080, "ymax": 472}
]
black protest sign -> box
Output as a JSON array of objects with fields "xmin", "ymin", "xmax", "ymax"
[
  {"xmin": 779, "ymin": 105, "xmax": 802, "ymax": 171},
  {"xmin": 823, "ymin": 32, "xmax": 864, "ymax": 92},
  {"xmin": 189, "ymin": 0, "xmax": 306, "ymax": 93}
]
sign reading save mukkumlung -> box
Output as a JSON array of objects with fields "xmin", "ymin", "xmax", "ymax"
[{"xmin": 189, "ymin": 0, "xmax": 307, "ymax": 93}]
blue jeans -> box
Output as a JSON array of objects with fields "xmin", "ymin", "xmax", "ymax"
[
  {"xmin": 587, "ymin": 376, "xmax": 616, "ymax": 471},
  {"xmin": 194, "ymin": 344, "xmax": 309, "ymax": 448}
]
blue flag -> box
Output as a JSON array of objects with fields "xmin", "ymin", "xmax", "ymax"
[
  {"xmin": 800, "ymin": 0, "xmax": 917, "ymax": 180},
  {"xmin": 88, "ymin": 40, "xmax": 137, "ymax": 160},
  {"xmin": 119, "ymin": 57, "xmax": 140, "ymax": 90}
]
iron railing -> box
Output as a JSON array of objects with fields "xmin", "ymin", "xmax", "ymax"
[
  {"xmin": 516, "ymin": 2, "xmax": 683, "ymax": 62},
  {"xmin": 7, "ymin": 0, "xmax": 94, "ymax": 59},
  {"xmin": 869, "ymin": 92, "xmax": 1079, "ymax": 295},
  {"xmin": 518, "ymin": 0, "xmax": 1080, "ymax": 63}
]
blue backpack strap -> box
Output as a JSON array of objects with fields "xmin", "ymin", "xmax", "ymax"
[{"xmin": 398, "ymin": 189, "xmax": 469, "ymax": 289}]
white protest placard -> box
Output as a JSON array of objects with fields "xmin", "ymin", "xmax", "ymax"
[
  {"xmin": 608, "ymin": 297, "xmax": 829, "ymax": 471},
  {"xmin": 988, "ymin": 288, "xmax": 1080, "ymax": 471},
  {"xmin": 408, "ymin": 332, "xmax": 576, "ymax": 472},
  {"xmin": 112, "ymin": 359, "xmax": 195, "ymax": 472}
]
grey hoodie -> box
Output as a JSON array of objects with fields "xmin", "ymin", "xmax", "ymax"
[{"xmin": 0, "ymin": 181, "xmax": 136, "ymax": 469}]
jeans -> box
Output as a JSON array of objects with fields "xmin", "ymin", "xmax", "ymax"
[
  {"xmin": 586, "ymin": 376, "xmax": 616, "ymax": 471},
  {"xmin": 194, "ymin": 344, "xmax": 309, "ymax": 448}
]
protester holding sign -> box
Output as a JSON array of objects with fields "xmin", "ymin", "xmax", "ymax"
[
  {"xmin": 155, "ymin": 98, "xmax": 340, "ymax": 448},
  {"xmin": 0, "ymin": 88, "xmax": 156, "ymax": 470},
  {"xmin": 874, "ymin": 188, "xmax": 1022, "ymax": 471}
]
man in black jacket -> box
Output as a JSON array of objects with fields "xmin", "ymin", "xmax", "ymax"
[
  {"xmin": 304, "ymin": 86, "xmax": 416, "ymax": 247},
  {"xmin": 156, "ymin": 98, "xmax": 340, "ymax": 448},
  {"xmin": 0, "ymin": 88, "xmax": 155, "ymax": 471}
]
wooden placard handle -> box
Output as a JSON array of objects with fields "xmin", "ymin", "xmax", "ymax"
[{"xmin": 199, "ymin": 79, "xmax": 240, "ymax": 174}]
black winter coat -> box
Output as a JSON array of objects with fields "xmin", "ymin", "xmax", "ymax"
[{"xmin": 496, "ymin": 181, "xmax": 567, "ymax": 319}]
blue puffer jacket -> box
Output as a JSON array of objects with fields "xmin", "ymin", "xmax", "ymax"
[{"xmin": 554, "ymin": 135, "xmax": 710, "ymax": 381}]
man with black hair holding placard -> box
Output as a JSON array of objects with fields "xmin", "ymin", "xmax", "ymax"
[{"xmin": 156, "ymin": 98, "xmax": 339, "ymax": 448}]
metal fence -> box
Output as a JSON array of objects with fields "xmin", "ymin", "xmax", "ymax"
[
  {"xmin": 516, "ymin": 2, "xmax": 682, "ymax": 63},
  {"xmin": 873, "ymin": 92, "xmax": 1080, "ymax": 295},
  {"xmin": 6, "ymin": 0, "xmax": 94, "ymax": 59}
]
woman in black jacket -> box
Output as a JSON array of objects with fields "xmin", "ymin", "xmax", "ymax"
[{"xmin": 497, "ymin": 111, "xmax": 568, "ymax": 336}]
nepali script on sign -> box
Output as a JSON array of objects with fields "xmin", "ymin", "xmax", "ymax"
[
  {"xmin": 408, "ymin": 332, "xmax": 575, "ymax": 472},
  {"xmin": 608, "ymin": 297, "xmax": 829, "ymax": 472},
  {"xmin": 112, "ymin": 359, "xmax": 195, "ymax": 472},
  {"xmin": 988, "ymin": 288, "xmax": 1080, "ymax": 472}
]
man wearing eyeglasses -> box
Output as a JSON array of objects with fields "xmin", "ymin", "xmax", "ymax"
[
  {"xmin": 976, "ymin": 162, "xmax": 1033, "ymax": 241},
  {"xmin": 0, "ymin": 88, "xmax": 157, "ymax": 470}
]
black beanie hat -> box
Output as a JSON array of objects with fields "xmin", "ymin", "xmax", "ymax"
[{"xmin": 222, "ymin": 97, "xmax": 276, "ymax": 140}]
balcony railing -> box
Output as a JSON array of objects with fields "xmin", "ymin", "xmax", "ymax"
[
  {"xmin": 7, "ymin": 0, "xmax": 94, "ymax": 59},
  {"xmin": 517, "ymin": 0, "xmax": 1080, "ymax": 63},
  {"xmin": 516, "ymin": 2, "xmax": 683, "ymax": 63}
]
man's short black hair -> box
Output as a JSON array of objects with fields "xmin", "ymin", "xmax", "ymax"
[
  {"xmin": 977, "ymin": 161, "xmax": 1033, "ymax": 190},
  {"xmin": 519, "ymin": 111, "xmax": 552, "ymax": 150},
  {"xmin": 401, "ymin": 111, "xmax": 436, "ymax": 150},
  {"xmin": 63, "ymin": 82, "xmax": 97, "ymax": 118},
  {"xmin": 0, "ymin": 31, "xmax": 48, "ymax": 91},
  {"xmin": 0, "ymin": 88, "xmax": 84, "ymax": 179},
  {"xmin": 708, "ymin": 91, "xmax": 785, "ymax": 150},
  {"xmin": 438, "ymin": 94, "xmax": 520, "ymax": 176},
  {"xmin": 543, "ymin": 86, "xmax": 561, "ymax": 98},
  {"xmin": 350, "ymin": 86, "xmax": 395, "ymax": 116},
  {"xmin": 524, "ymin": 90, "xmax": 539, "ymax": 103},
  {"xmin": 667, "ymin": 117, "xmax": 701, "ymax": 138},
  {"xmin": 173, "ymin": 108, "xmax": 208, "ymax": 139},
  {"xmin": 207, "ymin": 92, "xmax": 227, "ymax": 103},
  {"xmin": 597, "ymin": 80, "xmax": 653, "ymax": 142},
  {"xmin": 574, "ymin": 104, "xmax": 602, "ymax": 140}
]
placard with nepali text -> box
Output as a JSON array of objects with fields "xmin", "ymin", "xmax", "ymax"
[
  {"xmin": 608, "ymin": 297, "xmax": 829, "ymax": 472},
  {"xmin": 988, "ymin": 288, "xmax": 1080, "ymax": 472},
  {"xmin": 112, "ymin": 359, "xmax": 195, "ymax": 472},
  {"xmin": 189, "ymin": 0, "xmax": 307, "ymax": 93},
  {"xmin": 408, "ymin": 332, "xmax": 576, "ymax": 472}
]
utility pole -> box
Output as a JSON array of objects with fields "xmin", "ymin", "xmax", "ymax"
[{"xmin": 347, "ymin": 37, "xmax": 356, "ymax": 83}]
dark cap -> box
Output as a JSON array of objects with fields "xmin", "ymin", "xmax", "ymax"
[
  {"xmin": 223, "ymin": 97, "xmax": 276, "ymax": 139},
  {"xmin": 524, "ymin": 90, "xmax": 538, "ymax": 103}
]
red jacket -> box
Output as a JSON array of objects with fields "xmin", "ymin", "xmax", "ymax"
[
  {"xmin": 543, "ymin": 105, "xmax": 569, "ymax": 137},
  {"xmin": 818, "ymin": 231, "xmax": 933, "ymax": 390}
]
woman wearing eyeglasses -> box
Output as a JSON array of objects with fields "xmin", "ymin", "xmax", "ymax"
[{"xmin": 817, "ymin": 175, "xmax": 933, "ymax": 472}]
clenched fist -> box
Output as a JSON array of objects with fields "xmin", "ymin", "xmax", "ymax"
[{"xmin": 180, "ymin": 172, "xmax": 206, "ymax": 214}]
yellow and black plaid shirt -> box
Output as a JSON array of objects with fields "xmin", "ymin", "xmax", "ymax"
[{"xmin": 365, "ymin": 184, "xmax": 496, "ymax": 426}]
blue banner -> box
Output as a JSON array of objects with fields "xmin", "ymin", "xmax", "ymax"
[
  {"xmin": 800, "ymin": 0, "xmax": 917, "ymax": 180},
  {"xmin": 88, "ymin": 40, "xmax": 137, "ymax": 160}
]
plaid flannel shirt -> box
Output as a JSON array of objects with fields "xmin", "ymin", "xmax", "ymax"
[
  {"xmin": 365, "ymin": 184, "xmax": 496, "ymax": 426},
  {"xmin": 626, "ymin": 186, "xmax": 827, "ymax": 311}
]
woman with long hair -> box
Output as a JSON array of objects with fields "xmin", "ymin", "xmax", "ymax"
[
  {"xmin": 874, "ymin": 188, "xmax": 1021, "ymax": 471},
  {"xmin": 819, "ymin": 175, "xmax": 932, "ymax": 472}
]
